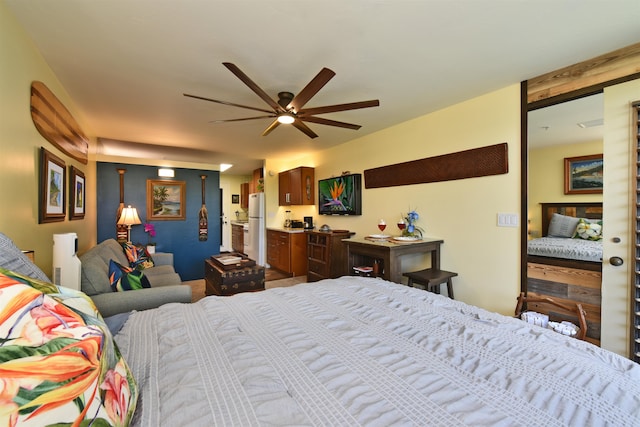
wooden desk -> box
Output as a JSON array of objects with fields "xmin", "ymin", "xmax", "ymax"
[{"xmin": 344, "ymin": 237, "xmax": 444, "ymax": 284}]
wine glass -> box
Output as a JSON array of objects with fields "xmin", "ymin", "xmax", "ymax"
[
  {"xmin": 397, "ymin": 220, "xmax": 406, "ymax": 234},
  {"xmin": 378, "ymin": 219, "xmax": 386, "ymax": 234}
]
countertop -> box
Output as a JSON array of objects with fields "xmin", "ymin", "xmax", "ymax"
[
  {"xmin": 267, "ymin": 227, "xmax": 307, "ymax": 233},
  {"xmin": 231, "ymin": 221, "xmax": 248, "ymax": 226}
]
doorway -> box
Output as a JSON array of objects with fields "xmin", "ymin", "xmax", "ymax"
[{"xmin": 521, "ymin": 78, "xmax": 640, "ymax": 356}]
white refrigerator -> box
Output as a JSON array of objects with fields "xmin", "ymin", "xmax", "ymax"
[{"xmin": 246, "ymin": 192, "xmax": 265, "ymax": 265}]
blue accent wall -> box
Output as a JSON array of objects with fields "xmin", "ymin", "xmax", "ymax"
[{"xmin": 97, "ymin": 162, "xmax": 220, "ymax": 280}]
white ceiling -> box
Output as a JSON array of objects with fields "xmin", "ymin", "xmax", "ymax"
[
  {"xmin": 528, "ymin": 93, "xmax": 604, "ymax": 149},
  {"xmin": 6, "ymin": 0, "xmax": 639, "ymax": 175}
]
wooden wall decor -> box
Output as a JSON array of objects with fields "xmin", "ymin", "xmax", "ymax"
[
  {"xmin": 364, "ymin": 143, "xmax": 508, "ymax": 189},
  {"xmin": 30, "ymin": 81, "xmax": 89, "ymax": 164}
]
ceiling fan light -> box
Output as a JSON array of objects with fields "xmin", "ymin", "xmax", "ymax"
[{"xmin": 277, "ymin": 114, "xmax": 295, "ymax": 124}]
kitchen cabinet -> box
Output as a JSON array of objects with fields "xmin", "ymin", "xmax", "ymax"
[
  {"xmin": 249, "ymin": 168, "xmax": 264, "ymax": 194},
  {"xmin": 240, "ymin": 182, "xmax": 249, "ymax": 209},
  {"xmin": 306, "ymin": 230, "xmax": 355, "ymax": 282},
  {"xmin": 266, "ymin": 229, "xmax": 307, "ymax": 276},
  {"xmin": 231, "ymin": 223, "xmax": 245, "ymax": 253},
  {"xmin": 278, "ymin": 166, "xmax": 314, "ymax": 206}
]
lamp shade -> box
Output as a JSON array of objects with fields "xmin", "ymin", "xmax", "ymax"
[{"xmin": 117, "ymin": 205, "xmax": 142, "ymax": 226}]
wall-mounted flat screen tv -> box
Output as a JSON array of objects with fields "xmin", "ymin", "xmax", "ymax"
[{"xmin": 318, "ymin": 173, "xmax": 362, "ymax": 215}]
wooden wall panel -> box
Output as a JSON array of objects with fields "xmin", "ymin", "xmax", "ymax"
[{"xmin": 364, "ymin": 143, "xmax": 508, "ymax": 189}]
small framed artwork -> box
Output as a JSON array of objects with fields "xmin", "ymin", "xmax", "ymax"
[
  {"xmin": 147, "ymin": 179, "xmax": 186, "ymax": 221},
  {"xmin": 39, "ymin": 147, "xmax": 66, "ymax": 223},
  {"xmin": 232, "ymin": 194, "xmax": 240, "ymax": 204},
  {"xmin": 69, "ymin": 166, "xmax": 85, "ymax": 220},
  {"xmin": 564, "ymin": 154, "xmax": 603, "ymax": 195}
]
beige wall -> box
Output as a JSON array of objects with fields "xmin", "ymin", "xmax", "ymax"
[
  {"xmin": 528, "ymin": 140, "xmax": 603, "ymax": 237},
  {"xmin": 266, "ymin": 85, "xmax": 522, "ymax": 315},
  {"xmin": 0, "ymin": 4, "xmax": 97, "ymax": 277}
]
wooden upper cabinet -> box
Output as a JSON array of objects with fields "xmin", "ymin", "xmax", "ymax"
[
  {"xmin": 279, "ymin": 166, "xmax": 314, "ymax": 206},
  {"xmin": 249, "ymin": 168, "xmax": 264, "ymax": 194},
  {"xmin": 240, "ymin": 182, "xmax": 249, "ymax": 209}
]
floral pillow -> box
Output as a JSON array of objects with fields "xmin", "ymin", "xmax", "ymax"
[
  {"xmin": 121, "ymin": 242, "xmax": 154, "ymax": 270},
  {"xmin": 0, "ymin": 267, "xmax": 137, "ymax": 426},
  {"xmin": 574, "ymin": 218, "xmax": 603, "ymax": 240},
  {"xmin": 109, "ymin": 259, "xmax": 151, "ymax": 292}
]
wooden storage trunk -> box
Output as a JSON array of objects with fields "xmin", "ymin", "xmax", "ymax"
[{"xmin": 205, "ymin": 258, "xmax": 265, "ymax": 296}]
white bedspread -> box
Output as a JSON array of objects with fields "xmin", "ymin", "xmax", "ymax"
[
  {"xmin": 115, "ymin": 276, "xmax": 639, "ymax": 426},
  {"xmin": 527, "ymin": 236, "xmax": 602, "ymax": 263}
]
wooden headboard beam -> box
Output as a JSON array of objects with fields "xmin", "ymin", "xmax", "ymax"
[{"xmin": 540, "ymin": 202, "xmax": 603, "ymax": 237}]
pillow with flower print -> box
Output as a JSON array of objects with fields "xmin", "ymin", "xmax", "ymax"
[
  {"xmin": 573, "ymin": 218, "xmax": 603, "ymax": 240},
  {"xmin": 0, "ymin": 267, "xmax": 137, "ymax": 426},
  {"xmin": 121, "ymin": 242, "xmax": 154, "ymax": 270},
  {"xmin": 109, "ymin": 259, "xmax": 151, "ymax": 292}
]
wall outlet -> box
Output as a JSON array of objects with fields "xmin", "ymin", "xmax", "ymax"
[{"xmin": 497, "ymin": 213, "xmax": 519, "ymax": 227}]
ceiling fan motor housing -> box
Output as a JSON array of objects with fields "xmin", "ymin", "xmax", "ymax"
[{"xmin": 277, "ymin": 91, "xmax": 295, "ymax": 109}]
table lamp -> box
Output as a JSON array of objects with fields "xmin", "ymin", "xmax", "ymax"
[{"xmin": 117, "ymin": 205, "xmax": 142, "ymax": 243}]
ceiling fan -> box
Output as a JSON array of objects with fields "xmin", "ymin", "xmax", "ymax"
[{"xmin": 184, "ymin": 62, "xmax": 380, "ymax": 139}]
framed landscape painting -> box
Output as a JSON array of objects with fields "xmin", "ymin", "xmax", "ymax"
[
  {"xmin": 146, "ymin": 179, "xmax": 186, "ymax": 220},
  {"xmin": 39, "ymin": 147, "xmax": 66, "ymax": 223},
  {"xmin": 564, "ymin": 154, "xmax": 603, "ymax": 195},
  {"xmin": 69, "ymin": 166, "xmax": 85, "ymax": 220}
]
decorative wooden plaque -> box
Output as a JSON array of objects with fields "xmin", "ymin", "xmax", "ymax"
[
  {"xmin": 364, "ymin": 143, "xmax": 508, "ymax": 189},
  {"xmin": 30, "ymin": 81, "xmax": 89, "ymax": 164}
]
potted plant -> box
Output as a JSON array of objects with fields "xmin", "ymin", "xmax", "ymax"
[{"xmin": 144, "ymin": 223, "xmax": 157, "ymax": 254}]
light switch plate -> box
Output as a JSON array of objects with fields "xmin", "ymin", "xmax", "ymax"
[{"xmin": 497, "ymin": 213, "xmax": 519, "ymax": 227}]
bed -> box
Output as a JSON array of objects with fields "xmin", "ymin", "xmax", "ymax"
[
  {"xmin": 113, "ymin": 276, "xmax": 640, "ymax": 426},
  {"xmin": 3, "ymin": 231, "xmax": 638, "ymax": 426},
  {"xmin": 527, "ymin": 202, "xmax": 603, "ymax": 345}
]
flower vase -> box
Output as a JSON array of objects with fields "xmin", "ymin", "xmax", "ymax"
[{"xmin": 146, "ymin": 244, "xmax": 156, "ymax": 254}]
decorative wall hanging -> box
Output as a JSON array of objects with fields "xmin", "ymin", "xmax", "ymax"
[
  {"xmin": 30, "ymin": 81, "xmax": 89, "ymax": 164},
  {"xmin": 116, "ymin": 169, "xmax": 128, "ymax": 242},
  {"xmin": 364, "ymin": 143, "xmax": 508, "ymax": 189},
  {"xmin": 564, "ymin": 154, "xmax": 603, "ymax": 195},
  {"xmin": 39, "ymin": 147, "xmax": 66, "ymax": 223},
  {"xmin": 147, "ymin": 180, "xmax": 186, "ymax": 221},
  {"xmin": 68, "ymin": 166, "xmax": 85, "ymax": 220},
  {"xmin": 199, "ymin": 175, "xmax": 208, "ymax": 241}
]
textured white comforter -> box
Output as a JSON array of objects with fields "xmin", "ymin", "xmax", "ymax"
[
  {"xmin": 527, "ymin": 236, "xmax": 602, "ymax": 263},
  {"xmin": 115, "ymin": 276, "xmax": 639, "ymax": 426}
]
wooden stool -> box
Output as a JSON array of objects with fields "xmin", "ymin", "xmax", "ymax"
[{"xmin": 403, "ymin": 269, "xmax": 458, "ymax": 299}]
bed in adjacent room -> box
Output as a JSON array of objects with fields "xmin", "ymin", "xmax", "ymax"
[
  {"xmin": 114, "ymin": 276, "xmax": 638, "ymax": 426},
  {"xmin": 527, "ymin": 202, "xmax": 603, "ymax": 345}
]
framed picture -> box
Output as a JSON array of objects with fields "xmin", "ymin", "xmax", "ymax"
[
  {"xmin": 232, "ymin": 194, "xmax": 240, "ymax": 204},
  {"xmin": 564, "ymin": 154, "xmax": 603, "ymax": 194},
  {"xmin": 147, "ymin": 179, "xmax": 186, "ymax": 220},
  {"xmin": 39, "ymin": 147, "xmax": 66, "ymax": 223},
  {"xmin": 69, "ymin": 166, "xmax": 85, "ymax": 220}
]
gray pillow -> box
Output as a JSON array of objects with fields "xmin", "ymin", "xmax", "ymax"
[
  {"xmin": 0, "ymin": 232, "xmax": 50, "ymax": 282},
  {"xmin": 547, "ymin": 213, "xmax": 580, "ymax": 238}
]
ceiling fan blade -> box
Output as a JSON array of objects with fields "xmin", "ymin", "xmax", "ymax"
[
  {"xmin": 183, "ymin": 93, "xmax": 274, "ymax": 114},
  {"xmin": 223, "ymin": 62, "xmax": 284, "ymax": 113},
  {"xmin": 299, "ymin": 100, "xmax": 380, "ymax": 116},
  {"xmin": 292, "ymin": 119, "xmax": 319, "ymax": 139},
  {"xmin": 288, "ymin": 67, "xmax": 336, "ymax": 112},
  {"xmin": 210, "ymin": 115, "xmax": 275, "ymax": 123},
  {"xmin": 262, "ymin": 119, "xmax": 281, "ymax": 136},
  {"xmin": 299, "ymin": 116, "xmax": 361, "ymax": 130}
]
